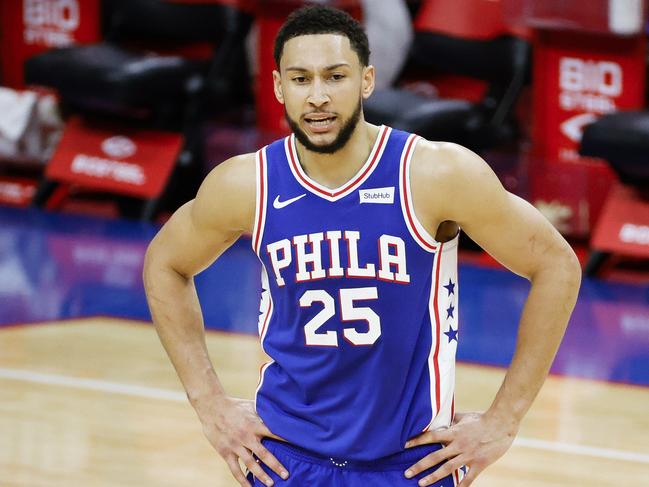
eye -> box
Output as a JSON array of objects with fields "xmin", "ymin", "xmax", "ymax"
[
  {"xmin": 331, "ymin": 74, "xmax": 345, "ymax": 81},
  {"xmin": 292, "ymin": 76, "xmax": 308, "ymax": 84}
]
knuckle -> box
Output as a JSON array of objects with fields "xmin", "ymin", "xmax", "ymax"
[
  {"xmin": 234, "ymin": 427, "xmax": 249, "ymax": 441},
  {"xmin": 223, "ymin": 440, "xmax": 239, "ymax": 455},
  {"xmin": 251, "ymin": 465, "xmax": 271, "ymax": 484},
  {"xmin": 410, "ymin": 462, "xmax": 424, "ymax": 474},
  {"xmin": 437, "ymin": 465, "xmax": 453, "ymax": 479},
  {"xmin": 253, "ymin": 442, "xmax": 271, "ymax": 462},
  {"xmin": 218, "ymin": 443, "xmax": 236, "ymax": 457},
  {"xmin": 421, "ymin": 473, "xmax": 437, "ymax": 486},
  {"xmin": 257, "ymin": 449, "xmax": 283, "ymax": 469},
  {"xmin": 246, "ymin": 432, "xmax": 263, "ymax": 448},
  {"xmin": 239, "ymin": 450, "xmax": 255, "ymax": 464}
]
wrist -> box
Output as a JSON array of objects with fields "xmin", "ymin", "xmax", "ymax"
[
  {"xmin": 484, "ymin": 403, "xmax": 522, "ymax": 435},
  {"xmin": 187, "ymin": 383, "xmax": 227, "ymax": 412}
]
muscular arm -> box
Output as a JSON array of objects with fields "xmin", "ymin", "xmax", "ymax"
[
  {"xmin": 143, "ymin": 154, "xmax": 254, "ymax": 404},
  {"xmin": 405, "ymin": 141, "xmax": 582, "ymax": 485},
  {"xmin": 143, "ymin": 154, "xmax": 289, "ymax": 486}
]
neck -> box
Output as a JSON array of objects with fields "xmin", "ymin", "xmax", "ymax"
[{"xmin": 294, "ymin": 120, "xmax": 380, "ymax": 190}]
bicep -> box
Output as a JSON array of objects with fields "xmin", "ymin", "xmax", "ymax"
[
  {"xmin": 145, "ymin": 154, "xmax": 255, "ymax": 278},
  {"xmin": 459, "ymin": 190, "xmax": 566, "ymax": 280},
  {"xmin": 439, "ymin": 147, "xmax": 572, "ymax": 280},
  {"xmin": 147, "ymin": 200, "xmax": 242, "ymax": 279}
]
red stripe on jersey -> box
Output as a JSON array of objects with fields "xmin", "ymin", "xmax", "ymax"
[
  {"xmin": 288, "ymin": 126, "xmax": 388, "ymax": 198},
  {"xmin": 253, "ymin": 150, "xmax": 266, "ymax": 254},
  {"xmin": 432, "ymin": 242, "xmax": 444, "ymax": 413},
  {"xmin": 401, "ymin": 136, "xmax": 437, "ymax": 251}
]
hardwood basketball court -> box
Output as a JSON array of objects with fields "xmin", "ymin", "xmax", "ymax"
[{"xmin": 2, "ymin": 318, "xmax": 648, "ymax": 486}]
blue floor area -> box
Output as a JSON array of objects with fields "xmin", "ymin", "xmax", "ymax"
[{"xmin": 1, "ymin": 206, "xmax": 649, "ymax": 386}]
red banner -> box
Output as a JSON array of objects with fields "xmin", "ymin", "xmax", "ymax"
[
  {"xmin": 0, "ymin": 176, "xmax": 37, "ymax": 206},
  {"xmin": 591, "ymin": 183, "xmax": 649, "ymax": 258},
  {"xmin": 46, "ymin": 117, "xmax": 183, "ymax": 199},
  {"xmin": 529, "ymin": 30, "xmax": 645, "ymax": 237},
  {"xmin": 531, "ymin": 31, "xmax": 646, "ymax": 166},
  {"xmin": 0, "ymin": 0, "xmax": 101, "ymax": 88}
]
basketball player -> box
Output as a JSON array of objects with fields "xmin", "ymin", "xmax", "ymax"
[{"xmin": 143, "ymin": 6, "xmax": 581, "ymax": 487}]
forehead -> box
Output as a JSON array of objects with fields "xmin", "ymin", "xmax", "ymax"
[{"xmin": 280, "ymin": 33, "xmax": 360, "ymax": 70}]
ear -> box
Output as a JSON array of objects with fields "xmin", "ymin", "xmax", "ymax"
[
  {"xmin": 273, "ymin": 70, "xmax": 284, "ymax": 105},
  {"xmin": 361, "ymin": 65, "xmax": 375, "ymax": 100}
]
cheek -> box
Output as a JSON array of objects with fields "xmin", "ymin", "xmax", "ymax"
[{"xmin": 283, "ymin": 93, "xmax": 303, "ymax": 116}]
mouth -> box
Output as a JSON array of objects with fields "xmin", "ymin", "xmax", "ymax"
[{"xmin": 304, "ymin": 114, "xmax": 337, "ymax": 133}]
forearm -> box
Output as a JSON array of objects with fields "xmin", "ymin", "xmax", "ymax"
[
  {"xmin": 486, "ymin": 254, "xmax": 581, "ymax": 425},
  {"xmin": 143, "ymin": 258, "xmax": 226, "ymax": 406}
]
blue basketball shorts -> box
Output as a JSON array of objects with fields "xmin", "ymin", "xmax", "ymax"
[{"xmin": 246, "ymin": 438, "xmax": 459, "ymax": 487}]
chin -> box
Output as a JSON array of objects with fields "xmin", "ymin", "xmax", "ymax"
[{"xmin": 308, "ymin": 131, "xmax": 337, "ymax": 145}]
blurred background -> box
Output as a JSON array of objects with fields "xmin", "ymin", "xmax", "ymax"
[
  {"xmin": 1, "ymin": 0, "xmax": 649, "ymax": 277},
  {"xmin": 1, "ymin": 1, "xmax": 649, "ymax": 486}
]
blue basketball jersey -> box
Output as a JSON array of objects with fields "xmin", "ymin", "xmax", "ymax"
[{"xmin": 251, "ymin": 126, "xmax": 459, "ymax": 461}]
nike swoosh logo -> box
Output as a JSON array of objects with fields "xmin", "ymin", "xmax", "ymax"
[{"xmin": 273, "ymin": 193, "xmax": 306, "ymax": 209}]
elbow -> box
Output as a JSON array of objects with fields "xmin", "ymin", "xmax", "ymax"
[
  {"xmin": 142, "ymin": 238, "xmax": 190, "ymax": 292},
  {"xmin": 557, "ymin": 245, "xmax": 582, "ymax": 297},
  {"xmin": 142, "ymin": 242, "xmax": 157, "ymax": 292},
  {"xmin": 142, "ymin": 237, "xmax": 167, "ymax": 292},
  {"xmin": 531, "ymin": 244, "xmax": 582, "ymax": 294},
  {"xmin": 564, "ymin": 243, "xmax": 582, "ymax": 281}
]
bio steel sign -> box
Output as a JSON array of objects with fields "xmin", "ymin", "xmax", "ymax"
[
  {"xmin": 532, "ymin": 32, "xmax": 646, "ymax": 165},
  {"xmin": 23, "ymin": 0, "xmax": 81, "ymax": 46},
  {"xmin": 0, "ymin": 0, "xmax": 100, "ymax": 88},
  {"xmin": 557, "ymin": 56, "xmax": 622, "ymax": 162}
]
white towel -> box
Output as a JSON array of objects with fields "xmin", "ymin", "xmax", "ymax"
[{"xmin": 0, "ymin": 87, "xmax": 62, "ymax": 161}]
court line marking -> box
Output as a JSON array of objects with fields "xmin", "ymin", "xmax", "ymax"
[
  {"xmin": 0, "ymin": 367, "xmax": 187, "ymax": 402},
  {"xmin": 513, "ymin": 437, "xmax": 649, "ymax": 465},
  {"xmin": 2, "ymin": 367, "xmax": 649, "ymax": 465}
]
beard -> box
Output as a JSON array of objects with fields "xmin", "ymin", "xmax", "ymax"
[{"xmin": 285, "ymin": 99, "xmax": 362, "ymax": 155}]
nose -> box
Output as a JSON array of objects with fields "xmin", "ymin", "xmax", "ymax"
[{"xmin": 307, "ymin": 77, "xmax": 329, "ymax": 107}]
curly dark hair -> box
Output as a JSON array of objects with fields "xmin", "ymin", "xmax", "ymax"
[{"xmin": 273, "ymin": 5, "xmax": 370, "ymax": 68}]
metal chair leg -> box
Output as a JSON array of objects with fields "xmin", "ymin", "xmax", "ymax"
[
  {"xmin": 584, "ymin": 250, "xmax": 610, "ymax": 276},
  {"xmin": 31, "ymin": 179, "xmax": 59, "ymax": 207}
]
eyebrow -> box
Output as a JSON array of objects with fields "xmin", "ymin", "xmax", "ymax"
[{"xmin": 285, "ymin": 63, "xmax": 351, "ymax": 72}]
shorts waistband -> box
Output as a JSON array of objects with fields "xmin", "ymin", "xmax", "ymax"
[{"xmin": 261, "ymin": 438, "xmax": 444, "ymax": 471}]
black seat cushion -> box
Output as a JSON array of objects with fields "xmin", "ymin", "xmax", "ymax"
[
  {"xmin": 25, "ymin": 43, "xmax": 207, "ymax": 109},
  {"xmin": 365, "ymin": 88, "xmax": 513, "ymax": 150},
  {"xmin": 580, "ymin": 111, "xmax": 649, "ymax": 184},
  {"xmin": 364, "ymin": 88, "xmax": 438, "ymax": 126}
]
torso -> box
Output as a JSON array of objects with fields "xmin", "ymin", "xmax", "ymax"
[{"xmin": 248, "ymin": 126, "xmax": 460, "ymax": 460}]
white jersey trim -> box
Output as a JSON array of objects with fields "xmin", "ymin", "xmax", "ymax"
[
  {"xmin": 254, "ymin": 263, "xmax": 275, "ymax": 412},
  {"xmin": 399, "ymin": 134, "xmax": 461, "ymax": 253},
  {"xmin": 423, "ymin": 239, "xmax": 459, "ymax": 433},
  {"xmin": 424, "ymin": 241, "xmax": 443, "ymax": 427},
  {"xmin": 284, "ymin": 125, "xmax": 390, "ymax": 202},
  {"xmin": 252, "ymin": 147, "xmax": 268, "ymax": 256}
]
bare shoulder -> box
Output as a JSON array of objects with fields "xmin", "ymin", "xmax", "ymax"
[
  {"xmin": 192, "ymin": 152, "xmax": 257, "ymax": 234},
  {"xmin": 410, "ymin": 139, "xmax": 507, "ymax": 225},
  {"xmin": 411, "ymin": 139, "xmax": 495, "ymax": 189}
]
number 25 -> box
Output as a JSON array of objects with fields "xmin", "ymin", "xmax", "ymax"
[{"xmin": 300, "ymin": 287, "xmax": 381, "ymax": 347}]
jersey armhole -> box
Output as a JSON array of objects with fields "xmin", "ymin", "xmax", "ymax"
[
  {"xmin": 399, "ymin": 134, "xmax": 460, "ymax": 253},
  {"xmin": 252, "ymin": 147, "xmax": 268, "ymax": 256}
]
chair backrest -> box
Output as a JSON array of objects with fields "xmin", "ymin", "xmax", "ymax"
[
  {"xmin": 409, "ymin": 31, "xmax": 531, "ymax": 130},
  {"xmin": 103, "ymin": 0, "xmax": 252, "ymax": 44},
  {"xmin": 409, "ymin": 33, "xmax": 530, "ymax": 83}
]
